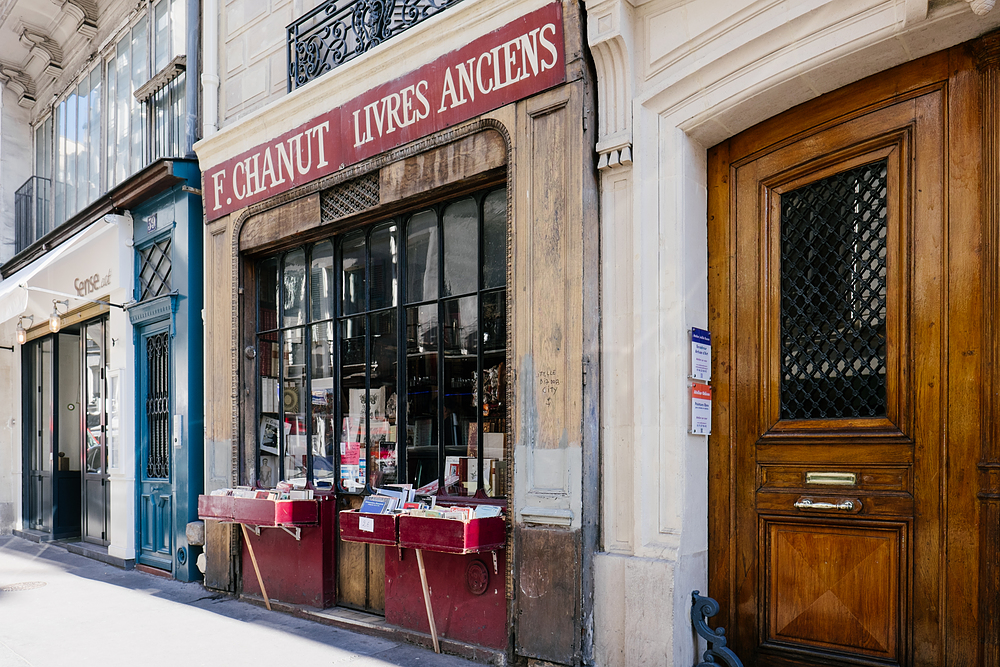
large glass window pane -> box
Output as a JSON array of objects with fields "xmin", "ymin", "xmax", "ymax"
[
  {"xmin": 116, "ymin": 39, "xmax": 130, "ymax": 185},
  {"xmin": 341, "ymin": 231, "xmax": 366, "ymax": 316},
  {"xmin": 339, "ymin": 316, "xmax": 367, "ymax": 492},
  {"xmin": 282, "ymin": 327, "xmax": 307, "ymax": 482},
  {"xmin": 370, "ymin": 310, "xmax": 398, "ymax": 488},
  {"xmin": 442, "ymin": 295, "xmax": 477, "ymax": 495},
  {"xmin": 406, "ymin": 210, "xmax": 438, "ymax": 303},
  {"xmin": 370, "ymin": 223, "xmax": 398, "ymax": 310},
  {"xmin": 483, "ymin": 189, "xmax": 507, "ymax": 289},
  {"xmin": 54, "ymin": 102, "xmax": 65, "ymax": 225},
  {"xmin": 283, "ymin": 249, "xmax": 306, "ymax": 328},
  {"xmin": 105, "ymin": 58, "xmax": 116, "ymax": 188},
  {"xmin": 170, "ymin": 0, "xmax": 186, "ymax": 58},
  {"xmin": 406, "ymin": 303, "xmax": 438, "ymax": 490},
  {"xmin": 65, "ymin": 90, "xmax": 77, "ymax": 219},
  {"xmin": 258, "ymin": 257, "xmax": 278, "ymax": 330},
  {"xmin": 89, "ymin": 72, "xmax": 101, "ymax": 203},
  {"xmin": 130, "ymin": 17, "xmax": 148, "ymax": 175},
  {"xmin": 311, "ymin": 321, "xmax": 336, "ymax": 486},
  {"xmin": 154, "ymin": 0, "xmax": 169, "ymax": 72},
  {"xmin": 443, "ymin": 198, "xmax": 478, "ymax": 296},
  {"xmin": 76, "ymin": 76, "xmax": 89, "ymax": 212},
  {"xmin": 310, "ymin": 241, "xmax": 334, "ymax": 322}
]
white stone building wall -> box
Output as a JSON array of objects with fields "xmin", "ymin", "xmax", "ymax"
[{"xmin": 585, "ymin": 0, "xmax": 1000, "ymax": 664}]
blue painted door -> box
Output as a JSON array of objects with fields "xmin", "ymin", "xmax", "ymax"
[{"xmin": 137, "ymin": 324, "xmax": 173, "ymax": 570}]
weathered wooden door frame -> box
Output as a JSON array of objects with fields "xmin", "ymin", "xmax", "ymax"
[{"xmin": 707, "ymin": 43, "xmax": 992, "ymax": 665}]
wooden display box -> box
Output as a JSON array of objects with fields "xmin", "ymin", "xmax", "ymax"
[
  {"xmin": 197, "ymin": 495, "xmax": 319, "ymax": 526},
  {"xmin": 339, "ymin": 509, "xmax": 399, "ymax": 546},
  {"xmin": 398, "ymin": 514, "xmax": 506, "ymax": 554}
]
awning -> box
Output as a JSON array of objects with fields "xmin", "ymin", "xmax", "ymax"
[{"xmin": 0, "ymin": 218, "xmax": 116, "ymax": 324}]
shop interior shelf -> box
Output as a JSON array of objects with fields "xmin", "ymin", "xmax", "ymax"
[
  {"xmin": 398, "ymin": 514, "xmax": 506, "ymax": 554},
  {"xmin": 197, "ymin": 495, "xmax": 319, "ymax": 526},
  {"xmin": 339, "ymin": 509, "xmax": 399, "ymax": 546}
]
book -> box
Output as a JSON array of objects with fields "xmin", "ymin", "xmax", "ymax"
[
  {"xmin": 359, "ymin": 495, "xmax": 396, "ymax": 514},
  {"xmin": 259, "ymin": 416, "xmax": 280, "ymax": 455}
]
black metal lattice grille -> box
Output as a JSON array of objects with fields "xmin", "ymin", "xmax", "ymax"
[
  {"xmin": 287, "ymin": 0, "xmax": 465, "ymax": 91},
  {"xmin": 139, "ymin": 237, "xmax": 172, "ymax": 300},
  {"xmin": 780, "ymin": 159, "xmax": 889, "ymax": 420},
  {"xmin": 320, "ymin": 172, "xmax": 380, "ymax": 223},
  {"xmin": 146, "ymin": 332, "xmax": 171, "ymax": 479}
]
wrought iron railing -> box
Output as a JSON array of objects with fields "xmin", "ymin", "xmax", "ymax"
[
  {"xmin": 287, "ymin": 0, "xmax": 465, "ymax": 91},
  {"xmin": 14, "ymin": 176, "xmax": 52, "ymax": 255}
]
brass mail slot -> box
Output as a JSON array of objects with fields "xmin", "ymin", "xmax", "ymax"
[{"xmin": 805, "ymin": 471, "xmax": 857, "ymax": 486}]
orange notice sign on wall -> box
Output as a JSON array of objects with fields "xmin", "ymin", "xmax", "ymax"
[{"xmin": 691, "ymin": 383, "xmax": 712, "ymax": 435}]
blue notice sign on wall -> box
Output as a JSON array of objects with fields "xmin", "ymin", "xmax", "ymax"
[{"xmin": 691, "ymin": 327, "xmax": 712, "ymax": 381}]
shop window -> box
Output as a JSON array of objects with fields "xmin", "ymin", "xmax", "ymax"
[{"xmin": 254, "ymin": 186, "xmax": 508, "ymax": 499}]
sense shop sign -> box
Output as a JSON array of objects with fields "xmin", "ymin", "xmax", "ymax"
[{"xmin": 204, "ymin": 2, "xmax": 565, "ymax": 221}]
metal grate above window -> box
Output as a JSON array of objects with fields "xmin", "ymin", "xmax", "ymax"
[
  {"xmin": 146, "ymin": 332, "xmax": 171, "ymax": 479},
  {"xmin": 320, "ymin": 173, "xmax": 380, "ymax": 223},
  {"xmin": 139, "ymin": 237, "xmax": 172, "ymax": 300},
  {"xmin": 780, "ymin": 159, "xmax": 888, "ymax": 420}
]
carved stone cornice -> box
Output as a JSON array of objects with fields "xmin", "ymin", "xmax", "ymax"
[
  {"xmin": 14, "ymin": 23, "xmax": 64, "ymax": 79},
  {"xmin": 55, "ymin": 0, "xmax": 98, "ymax": 38},
  {"xmin": 585, "ymin": 0, "xmax": 634, "ymax": 171},
  {"xmin": 968, "ymin": 0, "xmax": 996, "ymax": 16},
  {"xmin": 0, "ymin": 61, "xmax": 35, "ymax": 107}
]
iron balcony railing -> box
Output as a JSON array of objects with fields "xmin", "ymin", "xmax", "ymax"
[
  {"xmin": 14, "ymin": 176, "xmax": 52, "ymax": 255},
  {"xmin": 287, "ymin": 0, "xmax": 465, "ymax": 91}
]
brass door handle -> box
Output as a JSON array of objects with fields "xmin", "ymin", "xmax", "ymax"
[{"xmin": 793, "ymin": 497, "xmax": 861, "ymax": 512}]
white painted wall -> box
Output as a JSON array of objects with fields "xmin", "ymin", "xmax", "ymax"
[
  {"xmin": 585, "ymin": 0, "xmax": 1000, "ymax": 664},
  {"xmin": 0, "ymin": 315, "xmax": 23, "ymax": 534},
  {"xmin": 0, "ymin": 84, "xmax": 32, "ymax": 265}
]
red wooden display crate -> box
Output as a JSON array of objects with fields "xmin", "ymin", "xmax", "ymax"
[
  {"xmin": 398, "ymin": 514, "xmax": 506, "ymax": 554},
  {"xmin": 339, "ymin": 509, "xmax": 399, "ymax": 546},
  {"xmin": 197, "ymin": 495, "xmax": 319, "ymax": 526}
]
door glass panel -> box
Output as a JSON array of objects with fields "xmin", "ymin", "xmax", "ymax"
[
  {"xmin": 340, "ymin": 316, "xmax": 367, "ymax": 492},
  {"xmin": 442, "ymin": 295, "xmax": 477, "ymax": 495},
  {"xmin": 406, "ymin": 303, "xmax": 438, "ymax": 489},
  {"xmin": 39, "ymin": 339, "xmax": 53, "ymax": 473},
  {"xmin": 283, "ymin": 327, "xmax": 307, "ymax": 481},
  {"xmin": 311, "ymin": 321, "xmax": 336, "ymax": 485},
  {"xmin": 85, "ymin": 323, "xmax": 107, "ymax": 474},
  {"xmin": 443, "ymin": 198, "xmax": 478, "ymax": 296},
  {"xmin": 370, "ymin": 310, "xmax": 397, "ymax": 488},
  {"xmin": 780, "ymin": 159, "xmax": 888, "ymax": 420},
  {"xmin": 481, "ymin": 289, "xmax": 506, "ymax": 497},
  {"xmin": 406, "ymin": 210, "xmax": 438, "ymax": 304},
  {"xmin": 57, "ymin": 334, "xmax": 81, "ymax": 472},
  {"xmin": 144, "ymin": 330, "xmax": 169, "ymax": 479}
]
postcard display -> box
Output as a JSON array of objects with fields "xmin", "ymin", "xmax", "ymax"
[{"xmin": 198, "ymin": 489, "xmax": 336, "ymax": 608}]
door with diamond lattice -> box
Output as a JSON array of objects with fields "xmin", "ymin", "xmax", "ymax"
[{"xmin": 708, "ymin": 49, "xmax": 983, "ymax": 667}]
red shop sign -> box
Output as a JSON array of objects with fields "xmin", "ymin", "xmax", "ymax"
[{"xmin": 204, "ymin": 2, "xmax": 565, "ymax": 221}]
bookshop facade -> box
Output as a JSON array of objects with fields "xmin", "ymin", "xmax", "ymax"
[{"xmin": 194, "ymin": 1, "xmax": 598, "ymax": 663}]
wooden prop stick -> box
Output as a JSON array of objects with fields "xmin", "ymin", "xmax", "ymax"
[
  {"xmin": 415, "ymin": 549, "xmax": 440, "ymax": 653},
  {"xmin": 241, "ymin": 523, "xmax": 271, "ymax": 611}
]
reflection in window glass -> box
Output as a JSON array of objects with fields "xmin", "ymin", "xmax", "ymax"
[
  {"xmin": 406, "ymin": 304, "xmax": 438, "ymax": 490},
  {"xmin": 311, "ymin": 241, "xmax": 334, "ymax": 322},
  {"xmin": 406, "ymin": 210, "xmax": 437, "ymax": 304},
  {"xmin": 443, "ymin": 198, "xmax": 478, "ymax": 296},
  {"xmin": 342, "ymin": 231, "xmax": 366, "ymax": 316},
  {"xmin": 370, "ymin": 223, "xmax": 398, "ymax": 311},
  {"xmin": 282, "ymin": 327, "xmax": 307, "ymax": 481},
  {"xmin": 339, "ymin": 316, "xmax": 367, "ymax": 492},
  {"xmin": 311, "ymin": 322, "xmax": 336, "ymax": 483},
  {"xmin": 283, "ymin": 249, "xmax": 306, "ymax": 329}
]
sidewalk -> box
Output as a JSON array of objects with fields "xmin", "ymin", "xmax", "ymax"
[{"xmin": 0, "ymin": 535, "xmax": 486, "ymax": 667}]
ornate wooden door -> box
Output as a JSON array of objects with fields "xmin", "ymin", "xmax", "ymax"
[{"xmin": 708, "ymin": 48, "xmax": 983, "ymax": 666}]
